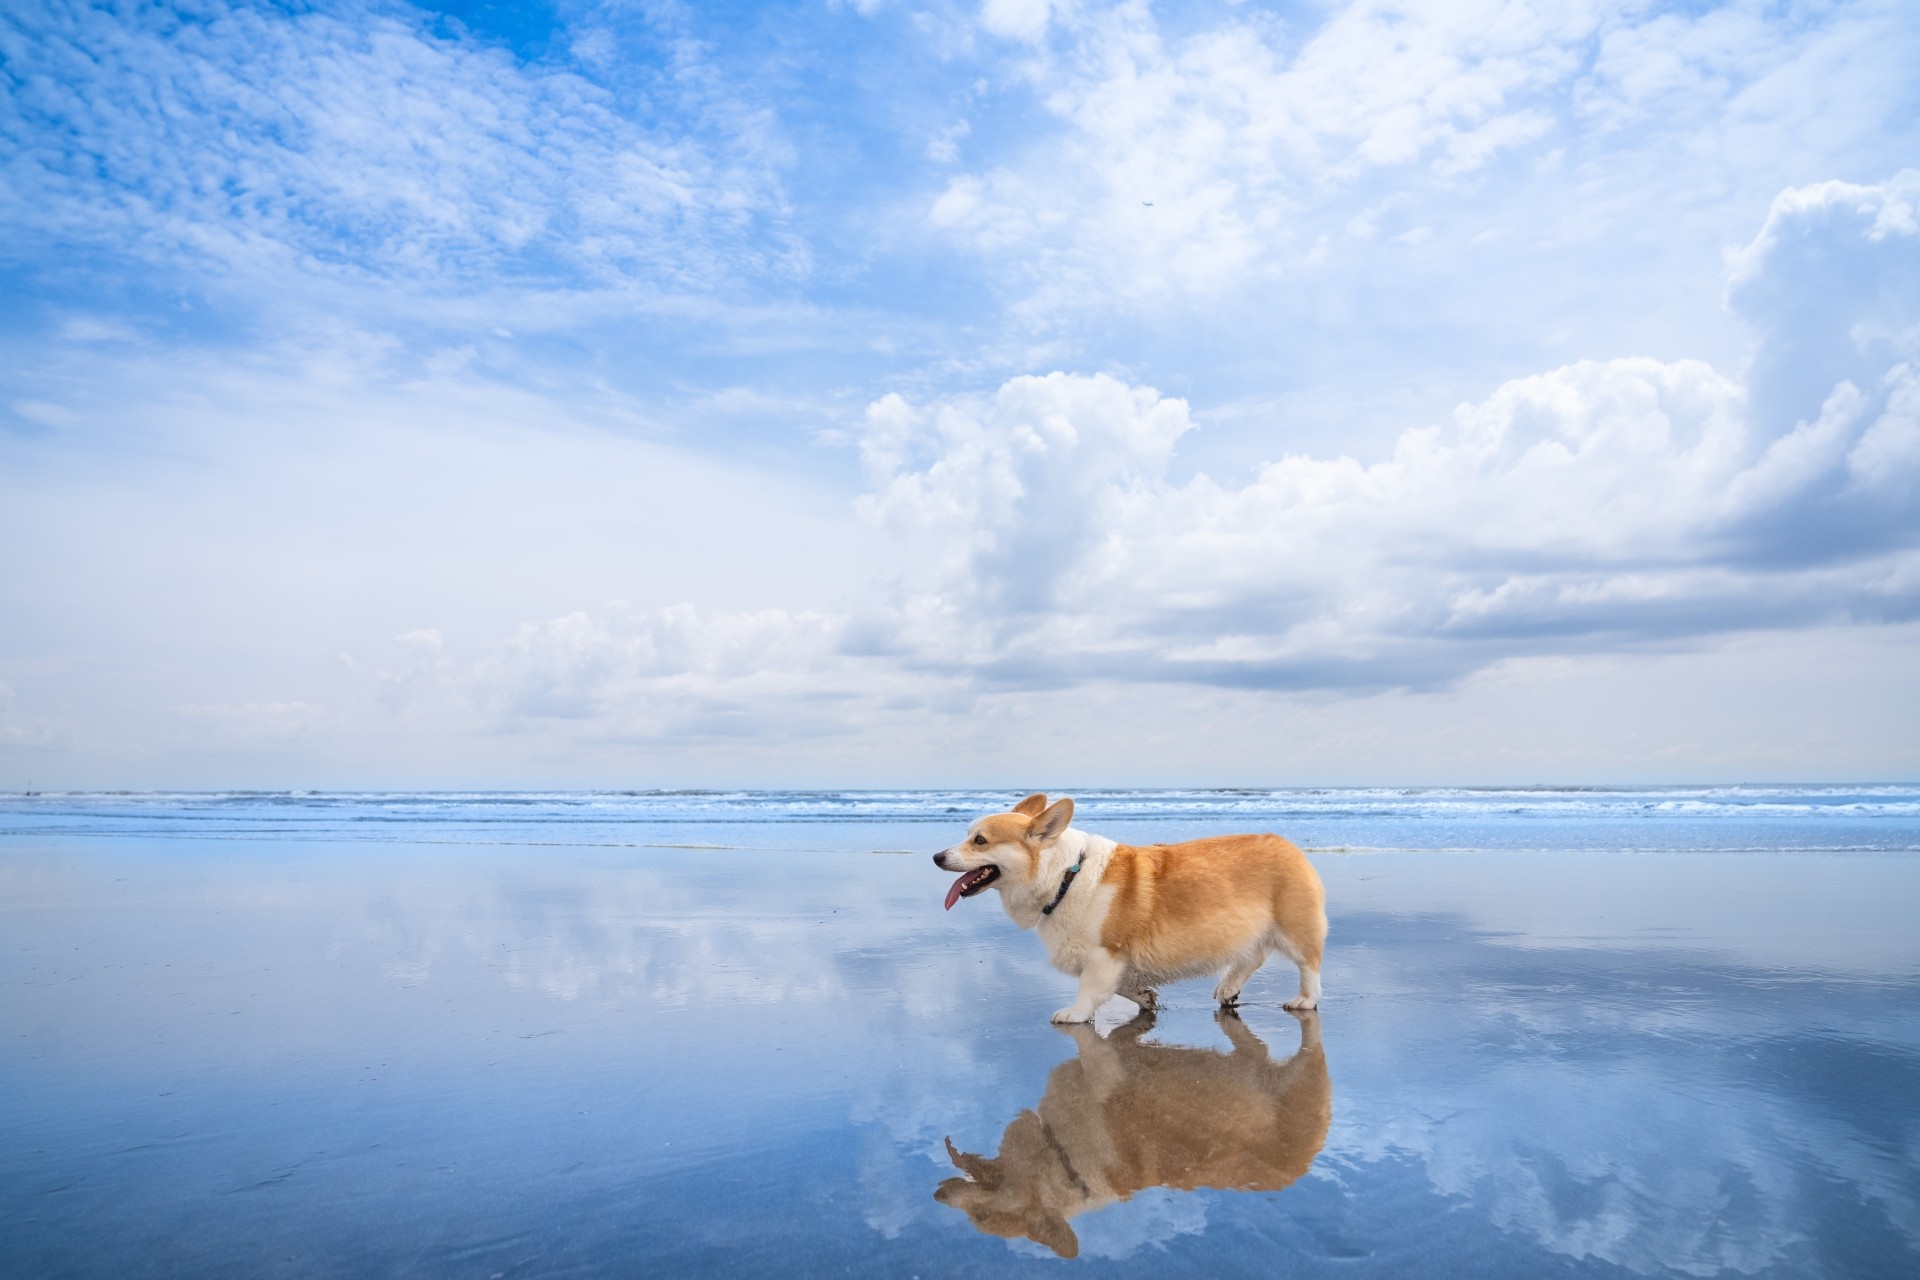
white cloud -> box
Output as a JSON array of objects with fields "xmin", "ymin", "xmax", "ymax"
[
  {"xmin": 927, "ymin": 0, "xmax": 1617, "ymax": 307},
  {"xmin": 1727, "ymin": 170, "xmax": 1920, "ymax": 433},
  {"xmin": 922, "ymin": 0, "xmax": 1920, "ymax": 326},
  {"xmin": 926, "ymin": 117, "xmax": 973, "ymax": 164},
  {"xmin": 858, "ymin": 371, "xmax": 1191, "ymax": 615},
  {"xmin": 1848, "ymin": 365, "xmax": 1920, "ymax": 494},
  {"xmin": 0, "ymin": 331, "xmax": 878, "ymax": 781},
  {"xmin": 0, "ymin": 0, "xmax": 797, "ymax": 301},
  {"xmin": 865, "ymin": 172, "xmax": 1920, "ymax": 690},
  {"xmin": 471, "ymin": 606, "xmax": 847, "ymax": 733},
  {"xmin": 20, "ymin": 168, "xmax": 1896, "ymax": 779},
  {"xmin": 980, "ymin": 0, "xmax": 1062, "ymax": 44}
]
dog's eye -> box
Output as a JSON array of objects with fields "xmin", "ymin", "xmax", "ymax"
[{"xmin": 972, "ymin": 834, "xmax": 987, "ymax": 846}]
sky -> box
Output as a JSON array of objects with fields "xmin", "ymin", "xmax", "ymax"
[{"xmin": 1, "ymin": 0, "xmax": 1917, "ymax": 789}]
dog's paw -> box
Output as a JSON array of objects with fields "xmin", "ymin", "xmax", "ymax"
[
  {"xmin": 1283, "ymin": 995, "xmax": 1318, "ymax": 1011},
  {"xmin": 1129, "ymin": 989, "xmax": 1158, "ymax": 1011},
  {"xmin": 1051, "ymin": 1006, "xmax": 1093, "ymax": 1024}
]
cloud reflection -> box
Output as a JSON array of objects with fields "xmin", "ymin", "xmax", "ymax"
[{"xmin": 9, "ymin": 835, "xmax": 1915, "ymax": 1275}]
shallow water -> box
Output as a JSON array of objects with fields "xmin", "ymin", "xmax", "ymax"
[{"xmin": 3, "ymin": 790, "xmax": 1918, "ymax": 1277}]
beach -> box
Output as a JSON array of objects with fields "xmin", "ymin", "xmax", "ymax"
[{"xmin": 3, "ymin": 789, "xmax": 1917, "ymax": 1277}]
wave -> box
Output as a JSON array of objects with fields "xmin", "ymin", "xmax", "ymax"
[{"xmin": 3, "ymin": 785, "xmax": 1919, "ymax": 857}]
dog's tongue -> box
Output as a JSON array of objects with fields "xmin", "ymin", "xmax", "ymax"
[{"xmin": 944, "ymin": 873, "xmax": 971, "ymax": 911}]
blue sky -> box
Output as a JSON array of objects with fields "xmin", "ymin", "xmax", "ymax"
[{"xmin": 2, "ymin": 0, "xmax": 1917, "ymax": 787}]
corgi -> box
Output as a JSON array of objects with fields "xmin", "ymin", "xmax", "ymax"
[
  {"xmin": 936, "ymin": 1009, "xmax": 1329, "ymax": 1258},
  {"xmin": 933, "ymin": 793, "xmax": 1325, "ymax": 1022}
]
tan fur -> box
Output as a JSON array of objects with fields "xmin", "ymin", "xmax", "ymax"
[
  {"xmin": 935, "ymin": 1011, "xmax": 1330, "ymax": 1258},
  {"xmin": 934, "ymin": 794, "xmax": 1328, "ymax": 1020},
  {"xmin": 1099, "ymin": 834, "xmax": 1326, "ymax": 981}
]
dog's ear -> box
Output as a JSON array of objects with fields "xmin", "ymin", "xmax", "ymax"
[
  {"xmin": 1011, "ymin": 793, "xmax": 1049, "ymax": 817},
  {"xmin": 1029, "ymin": 797, "xmax": 1074, "ymax": 843},
  {"xmin": 1027, "ymin": 1213, "xmax": 1079, "ymax": 1259},
  {"xmin": 944, "ymin": 1137, "xmax": 998, "ymax": 1186}
]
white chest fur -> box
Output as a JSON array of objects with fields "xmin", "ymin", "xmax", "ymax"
[{"xmin": 1003, "ymin": 830, "xmax": 1117, "ymax": 976}]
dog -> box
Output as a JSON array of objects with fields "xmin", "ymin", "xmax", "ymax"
[
  {"xmin": 933, "ymin": 794, "xmax": 1326, "ymax": 1022},
  {"xmin": 935, "ymin": 1009, "xmax": 1330, "ymax": 1258}
]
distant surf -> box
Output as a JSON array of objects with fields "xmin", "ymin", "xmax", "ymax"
[{"xmin": 2, "ymin": 786, "xmax": 1916, "ymax": 853}]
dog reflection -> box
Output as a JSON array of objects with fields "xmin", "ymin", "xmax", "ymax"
[{"xmin": 936, "ymin": 1010, "xmax": 1329, "ymax": 1258}]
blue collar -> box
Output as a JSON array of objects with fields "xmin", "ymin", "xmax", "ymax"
[{"xmin": 1040, "ymin": 858, "xmax": 1083, "ymax": 916}]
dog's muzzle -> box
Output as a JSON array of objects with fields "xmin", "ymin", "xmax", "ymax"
[{"xmin": 941, "ymin": 862, "xmax": 1001, "ymax": 909}]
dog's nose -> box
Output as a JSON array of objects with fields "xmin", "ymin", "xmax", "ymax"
[{"xmin": 932, "ymin": 852, "xmax": 948, "ymax": 869}]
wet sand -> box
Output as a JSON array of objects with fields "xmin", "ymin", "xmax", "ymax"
[{"xmin": 3, "ymin": 809, "xmax": 1918, "ymax": 1277}]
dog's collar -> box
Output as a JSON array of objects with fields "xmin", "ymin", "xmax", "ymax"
[
  {"xmin": 1039, "ymin": 1117, "xmax": 1090, "ymax": 1196},
  {"xmin": 1040, "ymin": 858, "xmax": 1083, "ymax": 916}
]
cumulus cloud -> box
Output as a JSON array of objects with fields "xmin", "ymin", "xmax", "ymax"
[
  {"xmin": 359, "ymin": 171, "xmax": 1920, "ymax": 742},
  {"xmin": 348, "ymin": 171, "xmax": 1920, "ymax": 739},
  {"xmin": 1728, "ymin": 171, "xmax": 1920, "ymax": 435},
  {"xmin": 862, "ymin": 172, "xmax": 1920, "ymax": 691},
  {"xmin": 857, "ymin": 373, "xmax": 1191, "ymax": 617}
]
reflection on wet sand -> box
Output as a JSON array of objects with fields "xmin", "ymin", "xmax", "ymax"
[{"xmin": 936, "ymin": 1011, "xmax": 1330, "ymax": 1258}]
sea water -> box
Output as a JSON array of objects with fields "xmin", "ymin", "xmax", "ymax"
[{"xmin": 2, "ymin": 788, "xmax": 1917, "ymax": 1277}]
